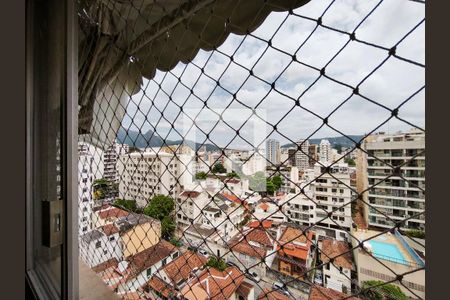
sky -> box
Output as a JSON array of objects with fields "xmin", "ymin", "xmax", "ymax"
[{"xmin": 121, "ymin": 0, "xmax": 425, "ymax": 150}]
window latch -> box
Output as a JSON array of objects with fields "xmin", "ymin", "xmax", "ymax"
[{"xmin": 42, "ymin": 199, "xmax": 64, "ymax": 248}]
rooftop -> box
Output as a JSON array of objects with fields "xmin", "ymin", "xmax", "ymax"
[
  {"xmin": 309, "ymin": 285, "xmax": 360, "ymax": 300},
  {"xmin": 258, "ymin": 288, "xmax": 295, "ymax": 300},
  {"xmin": 126, "ymin": 240, "xmax": 176, "ymax": 279},
  {"xmin": 181, "ymin": 266, "xmax": 245, "ymax": 300},
  {"xmin": 320, "ymin": 238, "xmax": 353, "ymax": 270},
  {"xmin": 161, "ymin": 251, "xmax": 207, "ymax": 286},
  {"xmin": 80, "ymin": 229, "xmax": 104, "ymax": 244}
]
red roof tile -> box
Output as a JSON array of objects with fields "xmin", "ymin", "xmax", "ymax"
[
  {"xmin": 182, "ymin": 267, "xmax": 245, "ymax": 300},
  {"xmin": 179, "ymin": 191, "xmax": 201, "ymax": 198},
  {"xmin": 248, "ymin": 220, "xmax": 273, "ymax": 228},
  {"xmin": 101, "ymin": 224, "xmax": 120, "ymax": 236},
  {"xmin": 98, "ymin": 207, "xmax": 130, "ymax": 220},
  {"xmin": 162, "ymin": 251, "xmax": 207, "ymax": 285},
  {"xmin": 320, "ymin": 239, "xmax": 353, "ymax": 270},
  {"xmin": 258, "ymin": 288, "xmax": 294, "ymax": 300}
]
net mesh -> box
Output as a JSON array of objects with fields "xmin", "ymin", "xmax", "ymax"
[{"xmin": 77, "ymin": 0, "xmax": 425, "ymax": 299}]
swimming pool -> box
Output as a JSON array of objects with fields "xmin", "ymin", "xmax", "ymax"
[{"xmin": 368, "ymin": 240, "xmax": 407, "ymax": 265}]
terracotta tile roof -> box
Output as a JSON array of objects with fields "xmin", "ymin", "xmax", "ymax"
[
  {"xmin": 249, "ymin": 220, "xmax": 273, "ymax": 228},
  {"xmin": 278, "ymin": 227, "xmax": 314, "ymax": 261},
  {"xmin": 258, "ymin": 288, "xmax": 294, "ymax": 300},
  {"xmin": 179, "ymin": 191, "xmax": 201, "ymax": 198},
  {"xmin": 309, "ymin": 285, "xmax": 360, "ymax": 300},
  {"xmin": 228, "ymin": 239, "xmax": 266, "ymax": 259},
  {"xmin": 162, "ymin": 251, "xmax": 207, "ymax": 285},
  {"xmin": 320, "ymin": 239, "xmax": 353, "ymax": 270},
  {"xmin": 280, "ymin": 227, "xmax": 310, "ymax": 245},
  {"xmin": 181, "ymin": 267, "xmax": 245, "ymax": 300},
  {"xmin": 100, "ymin": 224, "xmax": 120, "ymax": 236},
  {"xmin": 92, "ymin": 258, "xmax": 119, "ymax": 273},
  {"xmin": 98, "ymin": 207, "xmax": 130, "ymax": 220},
  {"xmin": 147, "ymin": 276, "xmax": 177, "ymax": 298},
  {"xmin": 245, "ymin": 228, "xmax": 274, "ymax": 248},
  {"xmin": 259, "ymin": 203, "xmax": 269, "ymax": 211},
  {"xmin": 126, "ymin": 240, "xmax": 176, "ymax": 279}
]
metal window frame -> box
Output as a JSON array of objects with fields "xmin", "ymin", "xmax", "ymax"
[{"xmin": 26, "ymin": 0, "xmax": 78, "ymax": 299}]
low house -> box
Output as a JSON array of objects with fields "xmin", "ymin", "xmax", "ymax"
[
  {"xmin": 92, "ymin": 205, "xmax": 130, "ymax": 227},
  {"xmin": 147, "ymin": 251, "xmax": 207, "ymax": 299},
  {"xmin": 318, "ymin": 238, "xmax": 353, "ymax": 293},
  {"xmin": 117, "ymin": 240, "xmax": 179, "ymax": 293},
  {"xmin": 253, "ymin": 201, "xmax": 287, "ymax": 224},
  {"xmin": 180, "ymin": 266, "xmax": 254, "ymax": 300},
  {"xmin": 308, "ymin": 285, "xmax": 360, "ymax": 300},
  {"xmin": 94, "ymin": 240, "xmax": 178, "ymax": 293},
  {"xmin": 258, "ymin": 288, "xmax": 295, "ymax": 300},
  {"xmin": 275, "ymin": 224, "xmax": 316, "ymax": 280},
  {"xmin": 80, "ymin": 229, "xmax": 123, "ymax": 268},
  {"xmin": 117, "ymin": 213, "xmax": 162, "ymax": 258},
  {"xmin": 182, "ymin": 224, "xmax": 227, "ymax": 257},
  {"xmin": 227, "ymin": 227, "xmax": 277, "ymax": 277}
]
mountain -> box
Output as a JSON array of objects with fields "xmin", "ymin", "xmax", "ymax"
[
  {"xmin": 116, "ymin": 127, "xmax": 219, "ymax": 151},
  {"xmin": 281, "ymin": 135, "xmax": 365, "ymax": 149}
]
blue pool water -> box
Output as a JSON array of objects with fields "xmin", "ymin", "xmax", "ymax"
[{"xmin": 368, "ymin": 240, "xmax": 407, "ymax": 264}]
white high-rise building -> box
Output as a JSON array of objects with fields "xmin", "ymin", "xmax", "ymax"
[
  {"xmin": 103, "ymin": 143, "xmax": 129, "ymax": 183},
  {"xmin": 78, "ymin": 142, "xmax": 104, "ymax": 236},
  {"xmin": 295, "ymin": 139, "xmax": 310, "ymax": 172},
  {"xmin": 312, "ymin": 162, "xmax": 353, "ymax": 233},
  {"xmin": 361, "ymin": 129, "xmax": 425, "ymax": 231},
  {"xmin": 319, "ymin": 139, "xmax": 332, "ymax": 163},
  {"xmin": 266, "ymin": 139, "xmax": 281, "ymax": 165},
  {"xmin": 117, "ymin": 149, "xmax": 194, "ymax": 207}
]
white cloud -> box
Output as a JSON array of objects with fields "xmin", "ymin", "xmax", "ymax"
[{"xmin": 121, "ymin": 0, "xmax": 425, "ymax": 147}]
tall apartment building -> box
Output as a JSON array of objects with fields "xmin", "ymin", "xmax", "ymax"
[
  {"xmin": 308, "ymin": 144, "xmax": 318, "ymax": 167},
  {"xmin": 103, "ymin": 143, "xmax": 129, "ymax": 183},
  {"xmin": 295, "ymin": 139, "xmax": 310, "ymax": 172},
  {"xmin": 319, "ymin": 139, "xmax": 332, "ymax": 163},
  {"xmin": 117, "ymin": 150, "xmax": 194, "ymax": 207},
  {"xmin": 288, "ymin": 148, "xmax": 296, "ymax": 166},
  {"xmin": 311, "ymin": 162, "xmax": 353, "ymax": 233},
  {"xmin": 361, "ymin": 129, "xmax": 425, "ymax": 231},
  {"xmin": 266, "ymin": 138, "xmax": 281, "ymax": 165},
  {"xmin": 78, "ymin": 142, "xmax": 104, "ymax": 236}
]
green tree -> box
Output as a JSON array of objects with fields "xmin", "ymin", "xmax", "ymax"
[
  {"xmin": 266, "ymin": 179, "xmax": 276, "ymax": 195},
  {"xmin": 249, "ymin": 171, "xmax": 266, "ymax": 191},
  {"xmin": 143, "ymin": 195, "xmax": 175, "ymax": 220},
  {"xmin": 169, "ymin": 237, "xmax": 183, "ymax": 247},
  {"xmin": 272, "ymin": 175, "xmax": 283, "ymax": 190},
  {"xmin": 206, "ymin": 256, "xmax": 227, "ymax": 271},
  {"xmin": 226, "ymin": 170, "xmax": 240, "ymax": 179},
  {"xmin": 93, "ymin": 178, "xmax": 110, "ymax": 200},
  {"xmin": 143, "ymin": 195, "xmax": 175, "ymax": 238},
  {"xmin": 113, "ymin": 199, "xmax": 137, "ymax": 212},
  {"xmin": 212, "ymin": 163, "xmax": 227, "ymax": 174},
  {"xmin": 161, "ymin": 216, "xmax": 176, "ymax": 238},
  {"xmin": 344, "ymin": 157, "xmax": 356, "ymax": 166},
  {"xmin": 195, "ymin": 171, "xmax": 208, "ymax": 180},
  {"xmin": 405, "ymin": 229, "xmax": 425, "ymax": 239},
  {"xmin": 361, "ymin": 280, "xmax": 408, "ymax": 300}
]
